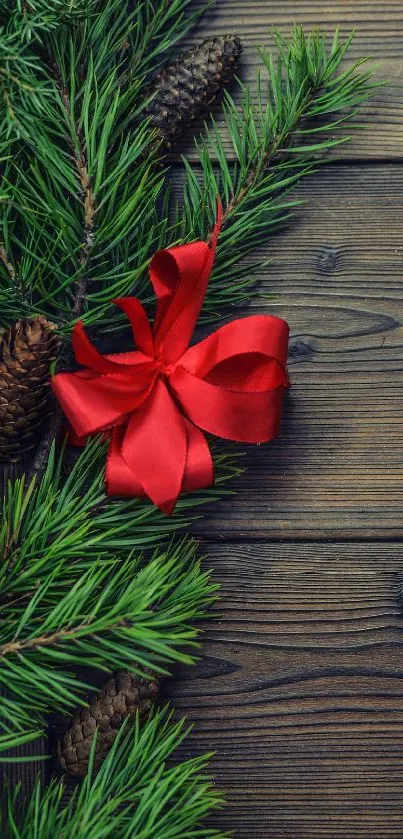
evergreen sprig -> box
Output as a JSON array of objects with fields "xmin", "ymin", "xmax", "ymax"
[
  {"xmin": 0, "ymin": 438, "xmax": 240, "ymax": 755},
  {"xmin": 2, "ymin": 709, "xmax": 229, "ymax": 838},
  {"xmin": 0, "ymin": 0, "xmax": 209, "ymax": 331},
  {"xmin": 178, "ymin": 28, "xmax": 379, "ymax": 318},
  {"xmin": 0, "ymin": 22, "xmax": 376, "ymax": 331},
  {"xmin": 3, "ymin": 437, "xmax": 240, "ymax": 563}
]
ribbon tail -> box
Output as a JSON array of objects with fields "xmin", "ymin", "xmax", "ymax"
[
  {"xmin": 106, "ymin": 378, "xmax": 188, "ymax": 515},
  {"xmin": 181, "ymin": 419, "xmax": 214, "ymax": 493},
  {"xmin": 106, "ymin": 426, "xmax": 144, "ymax": 497},
  {"xmin": 107, "ymin": 415, "xmax": 213, "ymax": 505}
]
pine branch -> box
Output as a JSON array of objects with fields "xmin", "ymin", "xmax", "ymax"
[
  {"xmin": 0, "ymin": 439, "xmax": 239, "ymax": 753},
  {"xmin": 0, "ymin": 0, "xmax": 209, "ymax": 330},
  {"xmin": 0, "ymin": 534, "xmax": 218, "ymax": 751},
  {"xmin": 24, "ymin": 53, "xmax": 99, "ymax": 481},
  {"xmin": 176, "ymin": 28, "xmax": 379, "ymax": 319},
  {"xmin": 54, "ymin": 74, "xmax": 96, "ymax": 318},
  {"xmin": 2, "ymin": 438, "xmax": 240, "ymax": 587},
  {"xmin": 2, "ymin": 710, "xmax": 229, "ymax": 838}
]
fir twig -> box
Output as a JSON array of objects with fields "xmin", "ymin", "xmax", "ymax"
[
  {"xmin": 0, "ymin": 532, "xmax": 218, "ymax": 752},
  {"xmin": 177, "ymin": 28, "xmax": 379, "ymax": 318},
  {"xmin": 2, "ymin": 710, "xmax": 229, "ymax": 839},
  {"xmin": 53, "ymin": 72, "xmax": 95, "ymax": 318},
  {"xmin": 0, "ymin": 438, "xmax": 240, "ymax": 754},
  {"xmin": 26, "ymin": 56, "xmax": 98, "ymax": 481}
]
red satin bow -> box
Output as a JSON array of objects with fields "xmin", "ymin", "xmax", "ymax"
[{"xmin": 52, "ymin": 204, "xmax": 289, "ymax": 514}]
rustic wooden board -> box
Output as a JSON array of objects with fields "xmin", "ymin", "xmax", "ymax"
[
  {"xmin": 4, "ymin": 3, "xmax": 403, "ymax": 836},
  {"xmin": 165, "ymin": 542, "xmax": 403, "ymax": 838},
  {"xmin": 192, "ymin": 163, "xmax": 403, "ymax": 540},
  {"xmin": 178, "ymin": 0, "xmax": 403, "ymax": 160}
]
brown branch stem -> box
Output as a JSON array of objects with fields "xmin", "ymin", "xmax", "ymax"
[
  {"xmin": 219, "ymin": 86, "xmax": 315, "ymax": 229},
  {"xmin": 0, "ymin": 624, "xmax": 90, "ymax": 657},
  {"xmin": 27, "ymin": 74, "xmax": 96, "ymax": 485},
  {"xmin": 220, "ymin": 139, "xmax": 288, "ymax": 228},
  {"xmin": 0, "ymin": 245, "xmax": 16, "ymax": 282},
  {"xmin": 0, "ymin": 619, "xmax": 129, "ymax": 658}
]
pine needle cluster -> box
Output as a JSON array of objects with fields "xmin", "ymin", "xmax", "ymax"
[
  {"xmin": 0, "ymin": 11, "xmax": 377, "ymax": 331},
  {"xmin": 0, "ymin": 438, "xmax": 238, "ymax": 757},
  {"xmin": 180, "ymin": 29, "xmax": 379, "ymax": 315},
  {"xmin": 1, "ymin": 710, "xmax": 229, "ymax": 839}
]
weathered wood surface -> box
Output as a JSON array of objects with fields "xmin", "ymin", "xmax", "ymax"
[
  {"xmin": 165, "ymin": 543, "xmax": 403, "ymax": 837},
  {"xmin": 193, "ymin": 163, "xmax": 403, "ymax": 540},
  {"xmin": 180, "ymin": 0, "xmax": 403, "ymax": 160},
  {"xmin": 171, "ymin": 2, "xmax": 403, "ymax": 836}
]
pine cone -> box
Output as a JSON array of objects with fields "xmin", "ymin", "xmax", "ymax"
[
  {"xmin": 145, "ymin": 34, "xmax": 242, "ymax": 149},
  {"xmin": 58, "ymin": 670, "xmax": 160, "ymax": 778},
  {"xmin": 0, "ymin": 317, "xmax": 60, "ymax": 461}
]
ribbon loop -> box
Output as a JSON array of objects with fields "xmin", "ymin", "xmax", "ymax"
[
  {"xmin": 114, "ymin": 297, "xmax": 154, "ymax": 358},
  {"xmin": 150, "ymin": 241, "xmax": 211, "ymax": 364},
  {"xmin": 52, "ymin": 202, "xmax": 289, "ymax": 514}
]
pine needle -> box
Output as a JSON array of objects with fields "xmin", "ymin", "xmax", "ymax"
[
  {"xmin": 0, "ymin": 24, "xmax": 377, "ymax": 330},
  {"xmin": 176, "ymin": 27, "xmax": 379, "ymax": 319},
  {"xmin": 1, "ymin": 709, "xmax": 230, "ymax": 838},
  {"xmin": 0, "ymin": 437, "xmax": 240, "ymax": 755}
]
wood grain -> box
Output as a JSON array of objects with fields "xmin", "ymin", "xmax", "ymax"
[
  {"xmin": 177, "ymin": 0, "xmax": 403, "ymax": 160},
  {"xmin": 4, "ymin": 3, "xmax": 403, "ymax": 836},
  {"xmin": 164, "ymin": 542, "xmax": 403, "ymax": 838},
  {"xmin": 191, "ymin": 163, "xmax": 403, "ymax": 540}
]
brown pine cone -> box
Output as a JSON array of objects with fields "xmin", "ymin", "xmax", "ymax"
[
  {"xmin": 58, "ymin": 670, "xmax": 160, "ymax": 778},
  {"xmin": 145, "ymin": 34, "xmax": 242, "ymax": 149},
  {"xmin": 0, "ymin": 317, "xmax": 60, "ymax": 461}
]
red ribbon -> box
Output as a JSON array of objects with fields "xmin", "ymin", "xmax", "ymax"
[{"xmin": 52, "ymin": 203, "xmax": 289, "ymax": 514}]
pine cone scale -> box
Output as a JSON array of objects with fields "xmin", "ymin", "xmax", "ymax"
[
  {"xmin": 146, "ymin": 35, "xmax": 242, "ymax": 149},
  {"xmin": 0, "ymin": 317, "xmax": 60, "ymax": 461},
  {"xmin": 58, "ymin": 670, "xmax": 159, "ymax": 778}
]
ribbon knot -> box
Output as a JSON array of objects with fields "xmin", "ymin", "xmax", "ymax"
[
  {"xmin": 154, "ymin": 359, "xmax": 174, "ymax": 378},
  {"xmin": 52, "ymin": 202, "xmax": 290, "ymax": 515}
]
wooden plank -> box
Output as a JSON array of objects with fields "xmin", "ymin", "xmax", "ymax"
[
  {"xmin": 191, "ymin": 163, "xmax": 403, "ymax": 540},
  {"xmin": 164, "ymin": 542, "xmax": 403, "ymax": 838},
  {"xmin": 177, "ymin": 0, "xmax": 403, "ymax": 160}
]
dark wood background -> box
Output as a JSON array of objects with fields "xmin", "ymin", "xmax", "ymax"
[
  {"xmin": 165, "ymin": 2, "xmax": 403, "ymax": 837},
  {"xmin": 4, "ymin": 2, "xmax": 403, "ymax": 836}
]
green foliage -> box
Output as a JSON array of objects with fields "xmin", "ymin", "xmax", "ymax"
[
  {"xmin": 1, "ymin": 709, "xmax": 229, "ymax": 838},
  {"xmin": 0, "ymin": 438, "xmax": 240, "ymax": 755},
  {"xmin": 178, "ymin": 28, "xmax": 379, "ymax": 317},
  {"xmin": 0, "ymin": 18, "xmax": 376, "ymax": 331},
  {"xmin": 0, "ymin": 0, "xmax": 208, "ymax": 331},
  {"xmin": 2, "ymin": 437, "xmax": 240, "ymax": 562}
]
